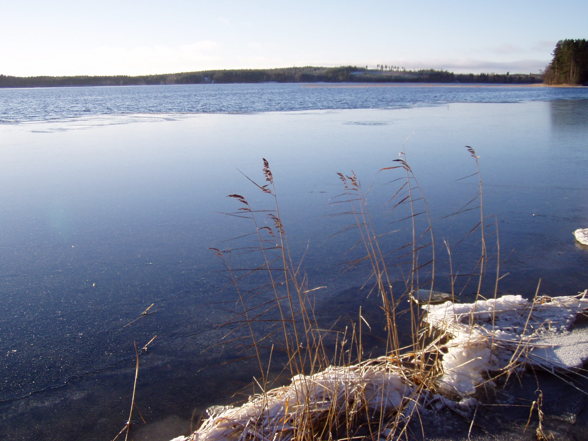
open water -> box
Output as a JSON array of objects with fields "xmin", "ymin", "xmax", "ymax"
[{"xmin": 1, "ymin": 83, "xmax": 588, "ymax": 440}]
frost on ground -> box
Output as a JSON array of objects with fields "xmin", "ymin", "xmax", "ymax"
[
  {"xmin": 574, "ymin": 228, "xmax": 588, "ymax": 246},
  {"xmin": 171, "ymin": 291, "xmax": 588, "ymax": 441}
]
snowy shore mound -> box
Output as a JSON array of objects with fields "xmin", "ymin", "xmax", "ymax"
[
  {"xmin": 574, "ymin": 228, "xmax": 588, "ymax": 246},
  {"xmin": 422, "ymin": 291, "xmax": 588, "ymax": 396},
  {"xmin": 172, "ymin": 363, "xmax": 414, "ymax": 441},
  {"xmin": 172, "ymin": 291, "xmax": 588, "ymax": 441}
]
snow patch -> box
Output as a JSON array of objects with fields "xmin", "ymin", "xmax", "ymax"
[
  {"xmin": 423, "ymin": 291, "xmax": 588, "ymax": 396},
  {"xmin": 574, "ymin": 228, "xmax": 588, "ymax": 246},
  {"xmin": 183, "ymin": 364, "xmax": 412, "ymax": 441}
]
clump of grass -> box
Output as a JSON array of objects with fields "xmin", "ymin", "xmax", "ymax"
[
  {"xmin": 202, "ymin": 154, "xmax": 446, "ymax": 438},
  {"xmin": 202, "ymin": 153, "xmax": 468, "ymax": 438},
  {"xmin": 187, "ymin": 149, "xmax": 584, "ymax": 441}
]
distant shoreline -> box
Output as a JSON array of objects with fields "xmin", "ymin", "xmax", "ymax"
[
  {"xmin": 0, "ymin": 66, "xmax": 545, "ymax": 89},
  {"xmin": 302, "ymin": 83, "xmax": 577, "ymax": 88}
]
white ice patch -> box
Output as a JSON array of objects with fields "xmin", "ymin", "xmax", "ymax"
[
  {"xmin": 527, "ymin": 325, "xmax": 588, "ymax": 369},
  {"xmin": 423, "ymin": 292, "xmax": 588, "ymax": 396},
  {"xmin": 574, "ymin": 228, "xmax": 588, "ymax": 246},
  {"xmin": 186, "ymin": 364, "xmax": 411, "ymax": 441}
]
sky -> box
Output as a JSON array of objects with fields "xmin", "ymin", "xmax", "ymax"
[{"xmin": 1, "ymin": 0, "xmax": 587, "ymax": 77}]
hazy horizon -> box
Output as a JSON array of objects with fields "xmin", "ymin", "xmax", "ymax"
[
  {"xmin": 1, "ymin": 64, "xmax": 547, "ymax": 79},
  {"xmin": 2, "ymin": 0, "xmax": 587, "ymax": 77}
]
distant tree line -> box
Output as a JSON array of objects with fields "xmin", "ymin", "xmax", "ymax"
[
  {"xmin": 544, "ymin": 39, "xmax": 588, "ymax": 85},
  {"xmin": 0, "ymin": 66, "xmax": 543, "ymax": 88},
  {"xmin": 350, "ymin": 69, "xmax": 541, "ymax": 84}
]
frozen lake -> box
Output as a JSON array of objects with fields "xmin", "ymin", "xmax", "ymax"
[{"xmin": 1, "ymin": 84, "xmax": 587, "ymax": 440}]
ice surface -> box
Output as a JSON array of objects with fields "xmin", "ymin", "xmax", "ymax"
[{"xmin": 528, "ymin": 324, "xmax": 588, "ymax": 369}]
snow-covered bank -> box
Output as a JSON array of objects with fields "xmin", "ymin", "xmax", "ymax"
[
  {"xmin": 172, "ymin": 362, "xmax": 414, "ymax": 441},
  {"xmin": 171, "ymin": 291, "xmax": 588, "ymax": 441},
  {"xmin": 423, "ymin": 291, "xmax": 588, "ymax": 396}
]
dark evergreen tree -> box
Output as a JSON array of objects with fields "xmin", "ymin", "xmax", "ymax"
[{"xmin": 544, "ymin": 39, "xmax": 588, "ymax": 85}]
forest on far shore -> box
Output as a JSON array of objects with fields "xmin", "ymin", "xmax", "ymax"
[{"xmin": 0, "ymin": 67, "xmax": 543, "ymax": 88}]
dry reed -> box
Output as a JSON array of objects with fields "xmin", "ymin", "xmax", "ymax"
[{"xmin": 170, "ymin": 149, "xmax": 586, "ymax": 441}]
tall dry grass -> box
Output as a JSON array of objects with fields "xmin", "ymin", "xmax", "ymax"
[
  {"xmin": 111, "ymin": 147, "xmax": 587, "ymax": 440},
  {"xmin": 203, "ymin": 147, "xmax": 498, "ymax": 439}
]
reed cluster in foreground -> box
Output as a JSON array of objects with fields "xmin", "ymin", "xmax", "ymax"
[{"xmin": 172, "ymin": 149, "xmax": 587, "ymax": 441}]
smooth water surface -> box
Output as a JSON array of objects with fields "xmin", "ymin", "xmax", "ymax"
[{"xmin": 0, "ymin": 84, "xmax": 587, "ymax": 440}]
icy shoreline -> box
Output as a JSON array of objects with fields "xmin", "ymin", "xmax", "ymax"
[{"xmin": 171, "ymin": 291, "xmax": 588, "ymax": 441}]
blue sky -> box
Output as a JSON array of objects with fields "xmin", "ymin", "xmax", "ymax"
[{"xmin": 1, "ymin": 0, "xmax": 586, "ymax": 76}]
